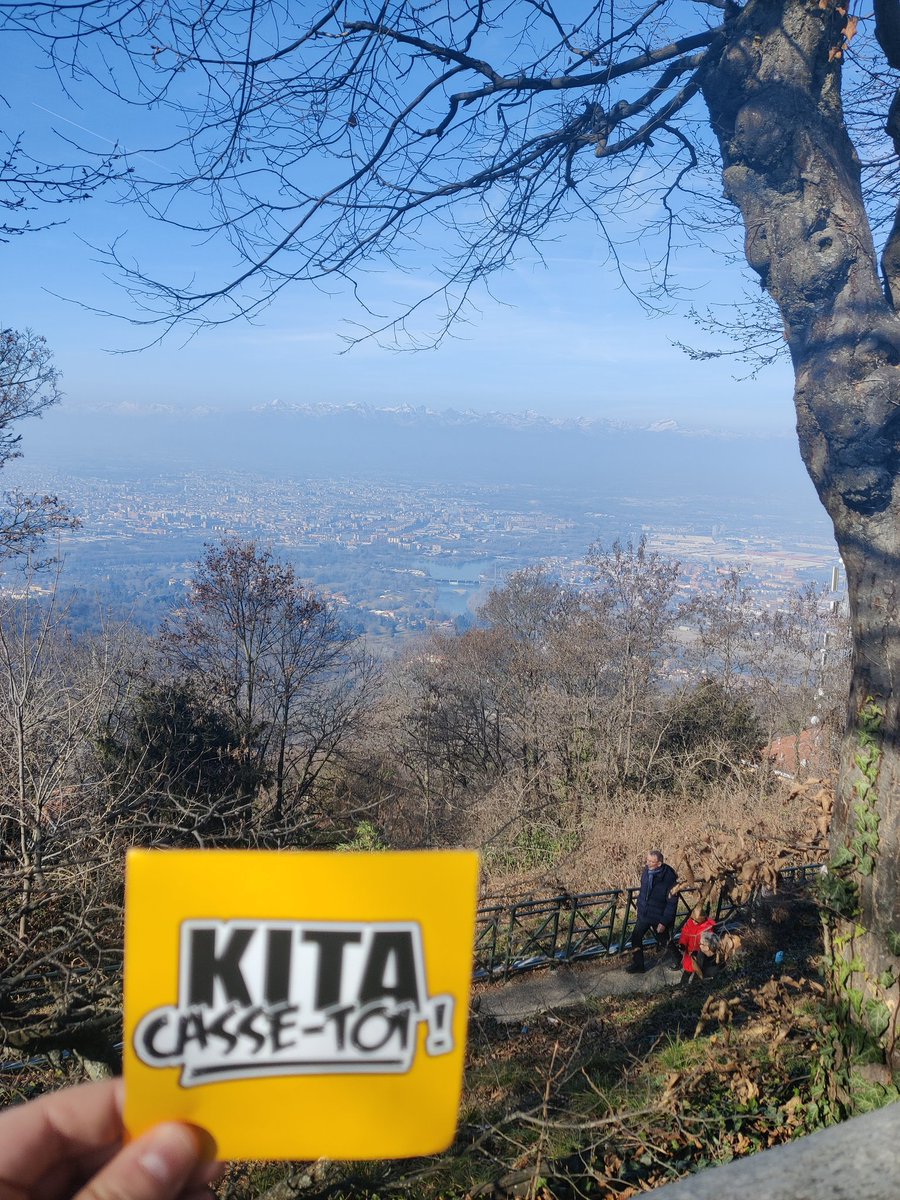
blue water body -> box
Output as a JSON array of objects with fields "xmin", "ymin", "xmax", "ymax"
[{"xmin": 412, "ymin": 556, "xmax": 497, "ymax": 615}]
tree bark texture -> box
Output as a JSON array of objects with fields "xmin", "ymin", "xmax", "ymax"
[{"xmin": 701, "ymin": 0, "xmax": 900, "ymax": 1067}]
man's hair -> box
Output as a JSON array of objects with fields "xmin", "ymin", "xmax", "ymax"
[{"xmin": 648, "ymin": 849, "xmax": 664, "ymax": 863}]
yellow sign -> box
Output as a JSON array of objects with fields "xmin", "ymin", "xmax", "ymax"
[{"xmin": 123, "ymin": 849, "xmax": 479, "ymax": 1160}]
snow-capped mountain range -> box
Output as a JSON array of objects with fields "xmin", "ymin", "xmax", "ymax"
[{"xmin": 73, "ymin": 398, "xmax": 783, "ymax": 440}]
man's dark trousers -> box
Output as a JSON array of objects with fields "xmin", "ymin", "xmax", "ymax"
[{"xmin": 629, "ymin": 917, "xmax": 671, "ymax": 971}]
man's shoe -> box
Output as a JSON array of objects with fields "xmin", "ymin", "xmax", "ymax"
[{"xmin": 624, "ymin": 962, "xmax": 644, "ymax": 974}]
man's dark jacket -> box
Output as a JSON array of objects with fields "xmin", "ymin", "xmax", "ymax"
[{"xmin": 636, "ymin": 863, "xmax": 678, "ymax": 927}]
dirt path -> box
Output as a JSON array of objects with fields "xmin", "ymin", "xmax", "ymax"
[{"xmin": 475, "ymin": 953, "xmax": 682, "ymax": 1022}]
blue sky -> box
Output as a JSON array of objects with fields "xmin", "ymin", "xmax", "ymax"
[{"xmin": 1, "ymin": 27, "xmax": 798, "ymax": 436}]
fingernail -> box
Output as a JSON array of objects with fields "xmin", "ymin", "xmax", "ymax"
[{"xmin": 138, "ymin": 1123, "xmax": 202, "ymax": 1185}]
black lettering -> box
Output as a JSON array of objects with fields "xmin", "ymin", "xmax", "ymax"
[
  {"xmin": 425, "ymin": 997, "xmax": 453, "ymax": 1054},
  {"xmin": 301, "ymin": 930, "xmax": 361, "ymax": 1008},
  {"xmin": 359, "ymin": 931, "xmax": 419, "ymax": 1005},
  {"xmin": 177, "ymin": 1010, "xmax": 210, "ymax": 1054},
  {"xmin": 206, "ymin": 1003, "xmax": 239, "ymax": 1053},
  {"xmin": 265, "ymin": 928, "xmax": 293, "ymax": 1004},
  {"xmin": 389, "ymin": 1005, "xmax": 414, "ymax": 1051},
  {"xmin": 234, "ymin": 1006, "xmax": 267, "ymax": 1053},
  {"xmin": 138, "ymin": 1013, "xmax": 178, "ymax": 1062},
  {"xmin": 320, "ymin": 1003, "xmax": 355, "ymax": 1050},
  {"xmin": 266, "ymin": 1003, "xmax": 300, "ymax": 1052},
  {"xmin": 187, "ymin": 926, "xmax": 254, "ymax": 1006},
  {"xmin": 350, "ymin": 1004, "xmax": 395, "ymax": 1053}
]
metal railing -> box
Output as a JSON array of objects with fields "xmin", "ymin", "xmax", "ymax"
[
  {"xmin": 473, "ymin": 862, "xmax": 824, "ymax": 981},
  {"xmin": 0, "ymin": 863, "xmax": 823, "ymax": 1077}
]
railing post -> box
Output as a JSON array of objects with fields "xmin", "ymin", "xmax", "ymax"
[
  {"xmin": 564, "ymin": 897, "xmax": 578, "ymax": 960},
  {"xmin": 619, "ymin": 887, "xmax": 635, "ymax": 954},
  {"xmin": 550, "ymin": 899, "xmax": 561, "ymax": 962},
  {"xmin": 503, "ymin": 907, "xmax": 516, "ymax": 980}
]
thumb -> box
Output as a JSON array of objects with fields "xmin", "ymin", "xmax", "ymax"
[{"xmin": 75, "ymin": 1123, "xmax": 210, "ymax": 1200}]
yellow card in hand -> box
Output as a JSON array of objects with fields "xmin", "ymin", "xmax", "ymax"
[{"xmin": 124, "ymin": 849, "xmax": 480, "ymax": 1160}]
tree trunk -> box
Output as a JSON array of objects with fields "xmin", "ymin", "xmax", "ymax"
[
  {"xmin": 15, "ymin": 703, "xmax": 32, "ymax": 942},
  {"xmin": 702, "ymin": 0, "xmax": 900, "ymax": 1072}
]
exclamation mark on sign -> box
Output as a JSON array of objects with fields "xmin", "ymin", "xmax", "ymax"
[{"xmin": 425, "ymin": 994, "xmax": 455, "ymax": 1056}]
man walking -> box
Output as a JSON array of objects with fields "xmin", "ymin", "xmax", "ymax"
[{"xmin": 625, "ymin": 849, "xmax": 678, "ymax": 974}]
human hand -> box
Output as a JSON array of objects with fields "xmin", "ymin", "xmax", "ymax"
[
  {"xmin": 0, "ymin": 1077, "xmax": 222, "ymax": 1200},
  {"xmin": 656, "ymin": 923, "xmax": 666, "ymax": 933}
]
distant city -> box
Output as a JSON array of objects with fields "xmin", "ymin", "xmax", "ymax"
[{"xmin": 3, "ymin": 404, "xmax": 839, "ymax": 642}]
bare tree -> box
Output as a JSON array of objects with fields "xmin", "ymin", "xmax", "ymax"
[
  {"xmin": 478, "ymin": 568, "xmax": 579, "ymax": 786},
  {"xmin": 97, "ymin": 676, "xmax": 270, "ymax": 845},
  {"xmin": 159, "ymin": 538, "xmax": 373, "ymax": 831},
  {"xmin": 683, "ymin": 567, "xmax": 760, "ymax": 696},
  {"xmin": 367, "ymin": 633, "xmax": 502, "ymax": 845},
  {"xmin": 585, "ymin": 538, "xmax": 680, "ymax": 788},
  {"xmin": 362, "ymin": 573, "xmax": 585, "ymax": 851},
  {"xmin": 0, "ymin": 567, "xmax": 133, "ymax": 1071},
  {"xmin": 374, "ymin": 561, "xmax": 680, "ymax": 857},
  {"xmin": 749, "ymin": 582, "xmax": 852, "ymax": 773},
  {"xmin": 1, "ymin": 127, "xmax": 119, "ymax": 241},
  {"xmin": 0, "ymin": 327, "xmax": 71, "ymax": 557}
]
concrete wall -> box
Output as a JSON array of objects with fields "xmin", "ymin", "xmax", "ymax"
[{"xmin": 651, "ymin": 1101, "xmax": 899, "ymax": 1199}]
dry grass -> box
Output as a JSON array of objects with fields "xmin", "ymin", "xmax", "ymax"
[{"xmin": 475, "ymin": 769, "xmax": 820, "ymax": 900}]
